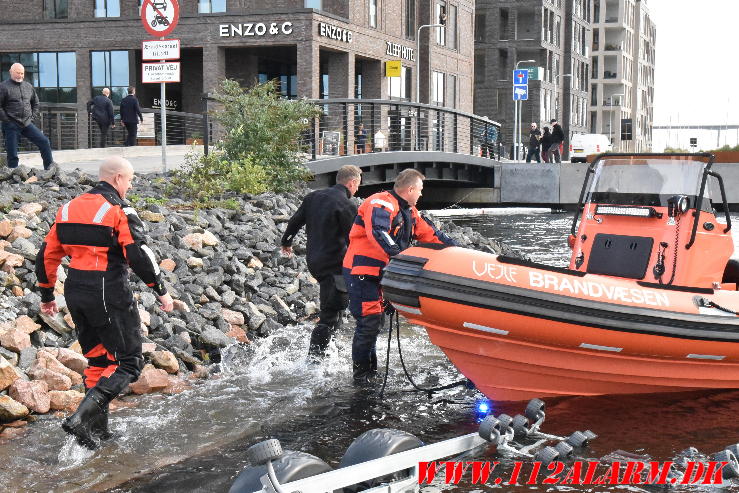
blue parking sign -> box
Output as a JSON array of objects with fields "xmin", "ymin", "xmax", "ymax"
[
  {"xmin": 513, "ymin": 85, "xmax": 528, "ymax": 101},
  {"xmin": 513, "ymin": 69, "xmax": 529, "ymax": 85}
]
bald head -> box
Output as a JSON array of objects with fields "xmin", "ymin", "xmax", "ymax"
[
  {"xmin": 102, "ymin": 88, "xmax": 111, "ymax": 97},
  {"xmin": 9, "ymin": 63, "xmax": 24, "ymax": 83},
  {"xmin": 99, "ymin": 156, "xmax": 134, "ymax": 199}
]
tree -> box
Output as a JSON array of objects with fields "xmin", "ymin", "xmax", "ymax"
[{"xmin": 209, "ymin": 79, "xmax": 321, "ymax": 191}]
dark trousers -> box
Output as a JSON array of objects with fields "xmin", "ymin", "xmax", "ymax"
[
  {"xmin": 1, "ymin": 121, "xmax": 53, "ymax": 169},
  {"xmin": 124, "ymin": 122, "xmax": 138, "ymax": 146},
  {"xmin": 345, "ymin": 272, "xmax": 384, "ymax": 368},
  {"xmin": 97, "ymin": 122, "xmax": 111, "ymax": 148},
  {"xmin": 308, "ymin": 273, "xmax": 349, "ymax": 356},
  {"xmin": 548, "ymin": 143, "xmax": 562, "ymax": 163},
  {"xmin": 526, "ymin": 146, "xmax": 541, "ymax": 163},
  {"xmin": 65, "ymin": 277, "xmax": 144, "ymax": 401}
]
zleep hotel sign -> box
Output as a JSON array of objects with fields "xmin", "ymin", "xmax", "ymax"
[{"xmin": 219, "ymin": 22, "xmax": 294, "ymax": 37}]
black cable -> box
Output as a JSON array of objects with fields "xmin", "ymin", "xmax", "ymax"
[
  {"xmin": 666, "ymin": 215, "xmax": 681, "ymax": 285},
  {"xmin": 378, "ymin": 312, "xmax": 394, "ymax": 399}
]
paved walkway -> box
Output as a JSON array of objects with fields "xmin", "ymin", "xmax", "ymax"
[{"xmin": 16, "ymin": 145, "xmax": 203, "ymax": 175}]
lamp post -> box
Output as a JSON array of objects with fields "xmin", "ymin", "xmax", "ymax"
[
  {"xmin": 513, "ymin": 59, "xmax": 535, "ymax": 161},
  {"xmin": 609, "ymin": 92, "xmax": 625, "ymax": 150},
  {"xmin": 415, "ymin": 23, "xmax": 445, "ymax": 104}
]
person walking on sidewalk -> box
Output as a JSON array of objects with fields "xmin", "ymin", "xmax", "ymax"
[
  {"xmin": 548, "ymin": 119, "xmax": 565, "ymax": 163},
  {"xmin": 36, "ymin": 156, "xmax": 174, "ymax": 449},
  {"xmin": 119, "ymin": 87, "xmax": 143, "ymax": 147},
  {"xmin": 0, "ymin": 63, "xmax": 56, "ymax": 170},
  {"xmin": 526, "ymin": 123, "xmax": 542, "ymax": 163},
  {"xmin": 281, "ymin": 165, "xmax": 362, "ymax": 360},
  {"xmin": 87, "ymin": 88, "xmax": 115, "ymax": 148},
  {"xmin": 540, "ymin": 126, "xmax": 553, "ymax": 163},
  {"xmin": 343, "ymin": 169, "xmax": 457, "ymax": 384}
]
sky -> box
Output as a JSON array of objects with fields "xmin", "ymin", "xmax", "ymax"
[{"xmin": 648, "ymin": 0, "xmax": 737, "ymax": 126}]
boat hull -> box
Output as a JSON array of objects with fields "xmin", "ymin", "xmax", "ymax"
[{"xmin": 382, "ymin": 247, "xmax": 739, "ymax": 401}]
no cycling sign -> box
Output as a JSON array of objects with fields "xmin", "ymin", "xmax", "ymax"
[{"xmin": 141, "ymin": 0, "xmax": 180, "ymax": 38}]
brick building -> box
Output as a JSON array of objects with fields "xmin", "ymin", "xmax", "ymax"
[
  {"xmin": 0, "ymin": 0, "xmax": 475, "ymax": 148},
  {"xmin": 474, "ymin": 0, "xmax": 592, "ymax": 155}
]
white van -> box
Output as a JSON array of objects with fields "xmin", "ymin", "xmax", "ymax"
[{"xmin": 569, "ymin": 134, "xmax": 612, "ymax": 163}]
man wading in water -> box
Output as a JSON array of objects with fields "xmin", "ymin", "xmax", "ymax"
[{"xmin": 36, "ymin": 156, "xmax": 173, "ymax": 449}]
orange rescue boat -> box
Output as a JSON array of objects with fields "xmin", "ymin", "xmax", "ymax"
[{"xmin": 382, "ymin": 153, "xmax": 739, "ymax": 401}]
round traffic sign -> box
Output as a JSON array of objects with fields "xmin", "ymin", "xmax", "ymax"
[{"xmin": 141, "ymin": 0, "xmax": 180, "ymax": 38}]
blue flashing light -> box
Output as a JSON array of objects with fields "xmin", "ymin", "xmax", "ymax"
[
  {"xmin": 478, "ymin": 401, "xmax": 490, "ymax": 413},
  {"xmin": 475, "ymin": 399, "xmax": 493, "ymax": 421}
]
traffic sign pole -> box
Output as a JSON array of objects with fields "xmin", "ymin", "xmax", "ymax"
[{"xmin": 161, "ymin": 57, "xmax": 167, "ymax": 172}]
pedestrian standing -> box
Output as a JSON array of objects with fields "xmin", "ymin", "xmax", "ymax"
[
  {"xmin": 343, "ymin": 169, "xmax": 457, "ymax": 384},
  {"xmin": 355, "ymin": 123, "xmax": 367, "ymax": 154},
  {"xmin": 480, "ymin": 126, "xmax": 498, "ymax": 158},
  {"xmin": 119, "ymin": 87, "xmax": 143, "ymax": 147},
  {"xmin": 0, "ymin": 63, "xmax": 56, "ymax": 170},
  {"xmin": 526, "ymin": 123, "xmax": 542, "ymax": 163},
  {"xmin": 549, "ymin": 118, "xmax": 565, "ymax": 163},
  {"xmin": 36, "ymin": 156, "xmax": 174, "ymax": 449},
  {"xmin": 87, "ymin": 88, "xmax": 115, "ymax": 148},
  {"xmin": 281, "ymin": 165, "xmax": 362, "ymax": 360},
  {"xmin": 540, "ymin": 127, "xmax": 553, "ymax": 163}
]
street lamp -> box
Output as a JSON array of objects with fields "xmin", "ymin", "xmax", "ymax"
[
  {"xmin": 415, "ymin": 23, "xmax": 445, "ymax": 104},
  {"xmin": 609, "ymin": 92, "xmax": 625, "ymax": 150},
  {"xmin": 555, "ymin": 73, "xmax": 572, "ymax": 122},
  {"xmin": 513, "ymin": 59, "xmax": 535, "ymax": 161}
]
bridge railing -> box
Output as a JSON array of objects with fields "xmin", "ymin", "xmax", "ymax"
[{"xmin": 301, "ymin": 99, "xmax": 502, "ymax": 161}]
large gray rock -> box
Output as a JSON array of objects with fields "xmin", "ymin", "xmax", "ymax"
[{"xmin": 199, "ymin": 326, "xmax": 235, "ymax": 348}]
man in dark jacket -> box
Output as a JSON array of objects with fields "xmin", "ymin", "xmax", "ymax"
[
  {"xmin": 281, "ymin": 165, "xmax": 362, "ymax": 359},
  {"xmin": 549, "ymin": 118, "xmax": 565, "ymax": 163},
  {"xmin": 87, "ymin": 88, "xmax": 115, "ymax": 148},
  {"xmin": 37, "ymin": 156, "xmax": 173, "ymax": 449},
  {"xmin": 119, "ymin": 87, "xmax": 143, "ymax": 147},
  {"xmin": 526, "ymin": 122, "xmax": 542, "ymax": 163},
  {"xmin": 0, "ymin": 63, "xmax": 55, "ymax": 170}
]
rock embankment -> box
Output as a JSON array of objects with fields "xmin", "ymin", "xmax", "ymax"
[{"xmin": 0, "ymin": 164, "xmax": 516, "ymax": 440}]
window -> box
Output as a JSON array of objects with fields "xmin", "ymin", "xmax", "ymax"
[
  {"xmin": 389, "ymin": 66, "xmax": 410, "ymax": 100},
  {"xmin": 436, "ymin": 2, "xmax": 446, "ymax": 45},
  {"xmin": 304, "ymin": 0, "xmax": 322, "ymax": 8},
  {"xmin": 91, "ymin": 50, "xmax": 129, "ymax": 105},
  {"xmin": 499, "ymin": 8, "xmax": 509, "ymax": 40},
  {"xmin": 405, "ymin": 0, "xmax": 416, "ymax": 39},
  {"xmin": 432, "ymin": 71, "xmax": 445, "ymax": 106},
  {"xmin": 448, "ymin": 74, "xmax": 457, "ymax": 108},
  {"xmin": 369, "ymin": 0, "xmax": 377, "ymax": 28},
  {"xmin": 1, "ymin": 52, "xmax": 76, "ymax": 103},
  {"xmin": 475, "ymin": 14, "xmax": 486, "ymax": 42},
  {"xmin": 448, "ymin": 5, "xmax": 457, "ymax": 50},
  {"xmin": 44, "ymin": 0, "xmax": 68, "ymax": 19},
  {"xmin": 199, "ymin": 0, "xmax": 226, "ymax": 13},
  {"xmin": 94, "ymin": 0, "xmax": 120, "ymax": 18}
]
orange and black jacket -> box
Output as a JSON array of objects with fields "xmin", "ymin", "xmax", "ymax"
[
  {"xmin": 343, "ymin": 190, "xmax": 456, "ymax": 277},
  {"xmin": 35, "ymin": 181, "xmax": 167, "ymax": 303}
]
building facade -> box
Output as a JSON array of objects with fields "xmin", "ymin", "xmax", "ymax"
[
  {"xmin": 474, "ymin": 0, "xmax": 592, "ymax": 155},
  {"xmin": 589, "ymin": 0, "xmax": 655, "ymax": 151},
  {"xmin": 0, "ymin": 0, "xmax": 474, "ymax": 148}
]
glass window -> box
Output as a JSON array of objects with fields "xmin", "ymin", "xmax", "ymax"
[
  {"xmin": 91, "ymin": 50, "xmax": 129, "ymax": 105},
  {"xmin": 199, "ymin": 0, "xmax": 226, "ymax": 13},
  {"xmin": 44, "ymin": 0, "xmax": 68, "ymax": 19},
  {"xmin": 57, "ymin": 52, "xmax": 76, "ymax": 87},
  {"xmin": 95, "ymin": 0, "xmax": 120, "ymax": 18},
  {"xmin": 432, "ymin": 71, "xmax": 444, "ymax": 106},
  {"xmin": 369, "ymin": 0, "xmax": 377, "ymax": 28},
  {"xmin": 448, "ymin": 74, "xmax": 457, "ymax": 108},
  {"xmin": 436, "ymin": 2, "xmax": 446, "ymax": 45},
  {"xmin": 304, "ymin": 0, "xmax": 322, "ymax": 8},
  {"xmin": 447, "ymin": 5, "xmax": 457, "ymax": 50},
  {"xmin": 405, "ymin": 0, "xmax": 416, "ymax": 39},
  {"xmin": 38, "ymin": 53, "xmax": 58, "ymax": 88},
  {"xmin": 2, "ymin": 52, "xmax": 75, "ymax": 103},
  {"xmin": 389, "ymin": 66, "xmax": 410, "ymax": 100}
]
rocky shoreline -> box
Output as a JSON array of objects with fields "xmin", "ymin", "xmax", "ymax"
[{"xmin": 0, "ymin": 164, "xmax": 517, "ymax": 442}]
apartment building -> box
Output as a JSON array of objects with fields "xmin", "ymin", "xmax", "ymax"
[
  {"xmin": 474, "ymin": 0, "xmax": 592, "ymax": 154},
  {"xmin": 589, "ymin": 0, "xmax": 655, "ymax": 151},
  {"xmin": 0, "ymin": 0, "xmax": 474, "ymax": 148}
]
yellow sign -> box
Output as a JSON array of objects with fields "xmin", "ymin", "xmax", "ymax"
[{"xmin": 385, "ymin": 60, "xmax": 402, "ymax": 78}]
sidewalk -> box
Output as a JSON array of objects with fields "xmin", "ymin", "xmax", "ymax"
[{"xmin": 16, "ymin": 145, "xmax": 203, "ymax": 175}]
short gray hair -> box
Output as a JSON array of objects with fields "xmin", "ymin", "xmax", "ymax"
[
  {"xmin": 394, "ymin": 169, "xmax": 425, "ymax": 191},
  {"xmin": 336, "ymin": 165, "xmax": 362, "ymax": 185}
]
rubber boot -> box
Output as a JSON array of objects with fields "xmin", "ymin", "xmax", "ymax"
[
  {"xmin": 352, "ymin": 360, "xmax": 378, "ymax": 386},
  {"xmin": 90, "ymin": 402, "xmax": 113, "ymax": 441},
  {"xmin": 308, "ymin": 323, "xmax": 332, "ymax": 361},
  {"xmin": 61, "ymin": 387, "xmax": 107, "ymax": 449}
]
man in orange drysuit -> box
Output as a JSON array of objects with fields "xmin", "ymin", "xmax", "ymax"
[
  {"xmin": 36, "ymin": 156, "xmax": 173, "ymax": 449},
  {"xmin": 343, "ymin": 168, "xmax": 456, "ymax": 384}
]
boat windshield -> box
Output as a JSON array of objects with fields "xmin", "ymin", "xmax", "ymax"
[{"xmin": 586, "ymin": 157, "xmax": 710, "ymax": 208}]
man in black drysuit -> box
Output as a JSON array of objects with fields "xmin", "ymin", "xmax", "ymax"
[{"xmin": 280, "ymin": 164, "xmax": 362, "ymax": 359}]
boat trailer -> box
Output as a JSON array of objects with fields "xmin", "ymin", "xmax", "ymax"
[{"xmin": 229, "ymin": 399, "xmax": 597, "ymax": 493}]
